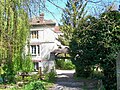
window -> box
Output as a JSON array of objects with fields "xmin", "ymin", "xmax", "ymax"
[
  {"xmin": 37, "ymin": 45, "xmax": 40, "ymax": 55},
  {"xmin": 31, "ymin": 31, "xmax": 38, "ymax": 39},
  {"xmin": 31, "ymin": 45, "xmax": 36, "ymax": 55},
  {"xmin": 30, "ymin": 45, "xmax": 40, "ymax": 56}
]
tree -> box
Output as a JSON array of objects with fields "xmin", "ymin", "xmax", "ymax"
[
  {"xmin": 69, "ymin": 15, "xmax": 99, "ymax": 77},
  {"xmin": 70, "ymin": 10, "xmax": 120, "ymax": 89},
  {"xmin": 98, "ymin": 10, "xmax": 120, "ymax": 89},
  {"xmin": 61, "ymin": 0, "xmax": 120, "ymax": 89},
  {"xmin": 0, "ymin": 0, "xmax": 62, "ymax": 82},
  {"xmin": 0, "ymin": 0, "xmax": 32, "ymax": 82},
  {"xmin": 0, "ymin": 0, "xmax": 66, "ymax": 83},
  {"xmin": 60, "ymin": 0, "xmax": 87, "ymax": 45}
]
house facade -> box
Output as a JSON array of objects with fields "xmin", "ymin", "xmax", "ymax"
[{"xmin": 28, "ymin": 13, "xmax": 61, "ymax": 73}]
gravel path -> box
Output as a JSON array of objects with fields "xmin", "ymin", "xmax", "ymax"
[{"xmin": 48, "ymin": 70, "xmax": 99, "ymax": 90}]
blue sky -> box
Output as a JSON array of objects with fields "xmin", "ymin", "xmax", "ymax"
[
  {"xmin": 43, "ymin": 0, "xmax": 119, "ymax": 23},
  {"xmin": 44, "ymin": 0, "xmax": 67, "ymax": 23}
]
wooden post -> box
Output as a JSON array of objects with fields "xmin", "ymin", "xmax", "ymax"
[
  {"xmin": 38, "ymin": 67, "xmax": 42, "ymax": 80},
  {"xmin": 117, "ymin": 52, "xmax": 120, "ymax": 90}
]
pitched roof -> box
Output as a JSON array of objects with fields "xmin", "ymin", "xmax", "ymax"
[{"xmin": 29, "ymin": 13, "xmax": 56, "ymax": 25}]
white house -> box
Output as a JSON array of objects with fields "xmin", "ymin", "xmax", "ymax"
[{"xmin": 28, "ymin": 13, "xmax": 62, "ymax": 73}]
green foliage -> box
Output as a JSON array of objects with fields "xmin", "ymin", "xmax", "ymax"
[
  {"xmin": 30, "ymin": 74, "xmax": 40, "ymax": 81},
  {"xmin": 55, "ymin": 59, "xmax": 64, "ymax": 69},
  {"xmin": 24, "ymin": 74, "xmax": 40, "ymax": 82},
  {"xmin": 22, "ymin": 81, "xmax": 46, "ymax": 90},
  {"xmin": 12, "ymin": 80, "xmax": 53, "ymax": 90},
  {"xmin": 15, "ymin": 74, "xmax": 40, "ymax": 83},
  {"xmin": 60, "ymin": 0, "xmax": 88, "ymax": 46},
  {"xmin": 14, "ymin": 54, "xmax": 34, "ymax": 79},
  {"xmin": 44, "ymin": 71, "xmax": 56, "ymax": 82},
  {"xmin": 62, "ymin": 1, "xmax": 120, "ymax": 89},
  {"xmin": 22, "ymin": 55, "xmax": 34, "ymax": 73},
  {"xmin": 96, "ymin": 11, "xmax": 120, "ymax": 89},
  {"xmin": 31, "ymin": 81, "xmax": 46, "ymax": 90},
  {"xmin": 70, "ymin": 10, "xmax": 120, "ymax": 89},
  {"xmin": 0, "ymin": 66, "xmax": 4, "ymax": 75},
  {"xmin": 56, "ymin": 59, "xmax": 75, "ymax": 70},
  {"xmin": 90, "ymin": 70, "xmax": 103, "ymax": 79},
  {"xmin": 64, "ymin": 61, "xmax": 75, "ymax": 70},
  {"xmin": 24, "ymin": 76, "xmax": 33, "ymax": 82},
  {"xmin": 0, "ymin": 0, "xmax": 30, "ymax": 82},
  {"xmin": 15, "ymin": 75, "xmax": 22, "ymax": 82}
]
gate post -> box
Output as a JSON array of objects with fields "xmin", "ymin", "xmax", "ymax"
[{"xmin": 38, "ymin": 67, "xmax": 42, "ymax": 80}]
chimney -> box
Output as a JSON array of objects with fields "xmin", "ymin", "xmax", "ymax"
[{"xmin": 39, "ymin": 13, "xmax": 44, "ymax": 22}]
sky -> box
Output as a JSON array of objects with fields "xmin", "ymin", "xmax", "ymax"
[
  {"xmin": 41, "ymin": 0, "xmax": 120, "ymax": 24},
  {"xmin": 44, "ymin": 0, "xmax": 67, "ymax": 23}
]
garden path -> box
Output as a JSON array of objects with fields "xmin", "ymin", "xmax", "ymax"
[{"xmin": 48, "ymin": 69, "xmax": 99, "ymax": 90}]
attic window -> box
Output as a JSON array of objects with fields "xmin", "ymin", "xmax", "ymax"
[
  {"xmin": 37, "ymin": 21, "xmax": 40, "ymax": 23},
  {"xmin": 31, "ymin": 31, "xmax": 38, "ymax": 39}
]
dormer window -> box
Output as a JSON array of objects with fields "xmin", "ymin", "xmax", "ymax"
[{"xmin": 31, "ymin": 31, "xmax": 38, "ymax": 39}]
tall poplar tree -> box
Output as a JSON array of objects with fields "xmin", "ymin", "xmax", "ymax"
[{"xmin": 0, "ymin": 0, "xmax": 32, "ymax": 82}]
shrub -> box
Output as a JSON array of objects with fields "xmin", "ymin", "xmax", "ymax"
[
  {"xmin": 91, "ymin": 71, "xmax": 103, "ymax": 79},
  {"xmin": 55, "ymin": 59, "xmax": 64, "ymax": 69},
  {"xmin": 32, "ymin": 81, "xmax": 46, "ymax": 90},
  {"xmin": 15, "ymin": 75, "xmax": 22, "ymax": 82},
  {"xmin": 56, "ymin": 59, "xmax": 75, "ymax": 70},
  {"xmin": 24, "ymin": 76, "xmax": 32, "ymax": 82},
  {"xmin": 64, "ymin": 61, "xmax": 75, "ymax": 70},
  {"xmin": 23, "ymin": 81, "xmax": 45, "ymax": 90},
  {"xmin": 30, "ymin": 74, "xmax": 40, "ymax": 81},
  {"xmin": 44, "ymin": 71, "xmax": 56, "ymax": 82}
]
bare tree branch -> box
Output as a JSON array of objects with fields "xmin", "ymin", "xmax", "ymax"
[{"xmin": 47, "ymin": 0, "xmax": 65, "ymax": 11}]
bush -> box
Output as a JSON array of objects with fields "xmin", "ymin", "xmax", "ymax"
[
  {"xmin": 91, "ymin": 71, "xmax": 103, "ymax": 79},
  {"xmin": 30, "ymin": 74, "xmax": 40, "ymax": 81},
  {"xmin": 31, "ymin": 81, "xmax": 46, "ymax": 90},
  {"xmin": 64, "ymin": 61, "xmax": 75, "ymax": 70},
  {"xmin": 44, "ymin": 71, "xmax": 56, "ymax": 82},
  {"xmin": 15, "ymin": 73, "xmax": 40, "ymax": 82},
  {"xmin": 24, "ymin": 76, "xmax": 32, "ymax": 82},
  {"xmin": 56, "ymin": 59, "xmax": 75, "ymax": 70},
  {"xmin": 15, "ymin": 75, "xmax": 22, "ymax": 82},
  {"xmin": 23, "ymin": 81, "xmax": 45, "ymax": 90},
  {"xmin": 55, "ymin": 59, "xmax": 64, "ymax": 69}
]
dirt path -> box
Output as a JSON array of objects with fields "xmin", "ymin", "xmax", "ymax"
[{"xmin": 48, "ymin": 70, "xmax": 99, "ymax": 90}]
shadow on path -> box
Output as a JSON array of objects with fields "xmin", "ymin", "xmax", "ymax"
[{"xmin": 49, "ymin": 69, "xmax": 99, "ymax": 90}]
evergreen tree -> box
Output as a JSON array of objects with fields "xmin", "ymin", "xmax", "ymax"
[
  {"xmin": 60, "ymin": 0, "xmax": 87, "ymax": 45},
  {"xmin": 61, "ymin": 0, "xmax": 120, "ymax": 89},
  {"xmin": 98, "ymin": 10, "xmax": 120, "ymax": 89},
  {"xmin": 70, "ymin": 10, "xmax": 120, "ymax": 89}
]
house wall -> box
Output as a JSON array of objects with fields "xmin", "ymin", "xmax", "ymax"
[{"xmin": 29, "ymin": 25, "xmax": 58, "ymax": 73}]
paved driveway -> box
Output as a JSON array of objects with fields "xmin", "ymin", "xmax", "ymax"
[
  {"xmin": 56, "ymin": 69, "xmax": 75, "ymax": 78},
  {"xmin": 48, "ymin": 69, "xmax": 99, "ymax": 90}
]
